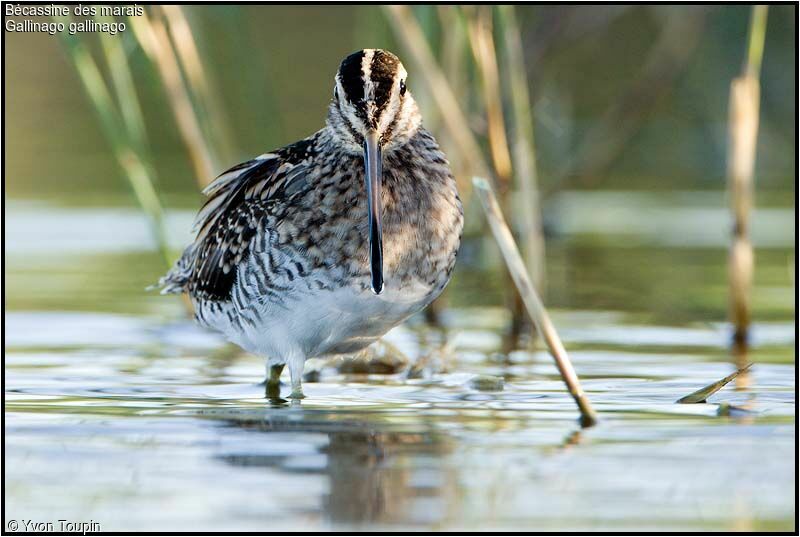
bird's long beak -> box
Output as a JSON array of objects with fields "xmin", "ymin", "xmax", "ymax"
[{"xmin": 363, "ymin": 130, "xmax": 384, "ymax": 295}]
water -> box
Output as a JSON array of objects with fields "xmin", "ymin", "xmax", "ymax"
[{"xmin": 4, "ymin": 196, "xmax": 795, "ymax": 532}]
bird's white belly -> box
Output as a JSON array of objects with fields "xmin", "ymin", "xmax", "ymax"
[{"xmin": 222, "ymin": 277, "xmax": 434, "ymax": 365}]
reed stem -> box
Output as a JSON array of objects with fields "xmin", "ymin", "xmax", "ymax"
[
  {"xmin": 497, "ymin": 5, "xmax": 547, "ymax": 296},
  {"xmin": 434, "ymin": 6, "xmax": 471, "ymax": 192},
  {"xmin": 383, "ymin": 5, "xmax": 491, "ymax": 181},
  {"xmin": 473, "ymin": 177, "xmax": 597, "ymax": 427},
  {"xmin": 160, "ymin": 5, "xmax": 237, "ymax": 165},
  {"xmin": 464, "ymin": 6, "xmax": 531, "ymax": 349},
  {"xmin": 466, "ymin": 7, "xmax": 513, "ymax": 189},
  {"xmin": 745, "ymin": 5, "xmax": 768, "ymax": 79},
  {"xmin": 57, "ymin": 17, "xmax": 171, "ymax": 268},
  {"xmin": 97, "ymin": 19, "xmax": 149, "ymax": 156},
  {"xmin": 727, "ymin": 6, "xmax": 767, "ymax": 348},
  {"xmin": 129, "ymin": 9, "xmax": 217, "ymax": 186}
]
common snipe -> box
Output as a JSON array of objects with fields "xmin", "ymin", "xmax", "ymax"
[{"xmin": 158, "ymin": 49, "xmax": 463, "ymax": 398}]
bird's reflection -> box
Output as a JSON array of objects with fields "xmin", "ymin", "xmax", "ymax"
[{"xmin": 213, "ymin": 406, "xmax": 454, "ymax": 526}]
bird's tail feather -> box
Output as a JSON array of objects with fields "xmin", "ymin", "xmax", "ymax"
[{"xmin": 148, "ymin": 245, "xmax": 195, "ymax": 294}]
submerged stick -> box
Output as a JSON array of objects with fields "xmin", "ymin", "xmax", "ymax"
[
  {"xmin": 676, "ymin": 364, "xmax": 753, "ymax": 404},
  {"xmin": 473, "ymin": 178, "xmax": 597, "ymax": 427}
]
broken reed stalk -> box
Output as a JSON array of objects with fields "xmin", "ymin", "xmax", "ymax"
[
  {"xmin": 497, "ymin": 5, "xmax": 546, "ymax": 296},
  {"xmin": 129, "ymin": 9, "xmax": 217, "ymax": 186},
  {"xmin": 57, "ymin": 15, "xmax": 171, "ymax": 269},
  {"xmin": 676, "ymin": 363, "xmax": 753, "ymax": 404},
  {"xmin": 473, "ymin": 177, "xmax": 598, "ymax": 427},
  {"xmin": 727, "ymin": 5, "xmax": 767, "ymax": 350}
]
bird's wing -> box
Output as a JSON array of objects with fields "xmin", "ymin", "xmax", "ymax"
[{"xmin": 170, "ymin": 137, "xmax": 315, "ymax": 301}]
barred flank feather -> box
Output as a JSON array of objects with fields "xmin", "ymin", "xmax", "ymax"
[{"xmin": 153, "ymin": 140, "xmax": 312, "ymax": 300}]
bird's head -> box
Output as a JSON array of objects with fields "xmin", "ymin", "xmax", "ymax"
[
  {"xmin": 326, "ymin": 49, "xmax": 421, "ymax": 295},
  {"xmin": 328, "ymin": 48, "xmax": 421, "ymax": 153}
]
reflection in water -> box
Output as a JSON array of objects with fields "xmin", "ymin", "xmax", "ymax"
[
  {"xmin": 560, "ymin": 429, "xmax": 583, "ymax": 451},
  {"xmin": 324, "ymin": 430, "xmax": 450, "ymax": 525},
  {"xmin": 732, "ymin": 339, "xmax": 751, "ymax": 390},
  {"xmin": 216, "ymin": 408, "xmax": 453, "ymax": 527}
]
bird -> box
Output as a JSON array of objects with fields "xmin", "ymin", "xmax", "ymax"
[{"xmin": 156, "ymin": 49, "xmax": 464, "ymax": 399}]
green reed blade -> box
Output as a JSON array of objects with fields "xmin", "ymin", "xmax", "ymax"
[{"xmin": 56, "ymin": 16, "xmax": 171, "ymax": 267}]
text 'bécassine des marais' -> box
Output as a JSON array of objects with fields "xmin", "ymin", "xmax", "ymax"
[{"xmin": 5, "ymin": 4, "xmax": 144, "ymax": 35}]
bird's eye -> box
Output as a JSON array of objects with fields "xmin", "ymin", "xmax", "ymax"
[{"xmin": 399, "ymin": 80, "xmax": 407, "ymax": 96}]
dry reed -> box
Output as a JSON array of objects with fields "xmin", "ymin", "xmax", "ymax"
[
  {"xmin": 727, "ymin": 5, "xmax": 767, "ymax": 386},
  {"xmin": 463, "ymin": 6, "xmax": 532, "ymax": 347},
  {"xmin": 160, "ymin": 6, "xmax": 237, "ymax": 165},
  {"xmin": 129, "ymin": 9, "xmax": 217, "ymax": 185},
  {"xmin": 387, "ymin": 5, "xmax": 549, "ymax": 348},
  {"xmin": 466, "ymin": 7, "xmax": 513, "ymax": 189},
  {"xmin": 473, "ymin": 178, "xmax": 597, "ymax": 427},
  {"xmin": 383, "ymin": 5, "xmax": 491, "ymax": 183},
  {"xmin": 497, "ymin": 5, "xmax": 546, "ymax": 296}
]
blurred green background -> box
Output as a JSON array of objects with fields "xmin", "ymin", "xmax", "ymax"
[{"xmin": 5, "ymin": 5, "xmax": 796, "ymax": 205}]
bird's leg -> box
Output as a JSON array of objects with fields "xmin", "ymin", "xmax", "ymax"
[
  {"xmin": 287, "ymin": 354, "xmax": 306, "ymax": 399},
  {"xmin": 265, "ymin": 363, "xmax": 284, "ymax": 399}
]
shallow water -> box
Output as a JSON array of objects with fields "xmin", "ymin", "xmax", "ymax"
[{"xmin": 4, "ymin": 196, "xmax": 796, "ymax": 532}]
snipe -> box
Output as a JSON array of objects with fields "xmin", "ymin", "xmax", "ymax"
[{"xmin": 157, "ymin": 49, "xmax": 463, "ymax": 398}]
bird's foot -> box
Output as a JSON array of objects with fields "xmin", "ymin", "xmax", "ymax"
[
  {"xmin": 264, "ymin": 363, "xmax": 285, "ymax": 399},
  {"xmin": 289, "ymin": 388, "xmax": 306, "ymax": 400},
  {"xmin": 265, "ymin": 380, "xmax": 282, "ymax": 399}
]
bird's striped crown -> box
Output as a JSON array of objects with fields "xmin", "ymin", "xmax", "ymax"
[{"xmin": 327, "ymin": 49, "xmax": 421, "ymax": 152}]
